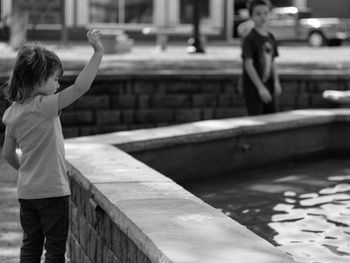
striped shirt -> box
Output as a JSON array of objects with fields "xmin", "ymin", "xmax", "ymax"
[{"xmin": 2, "ymin": 94, "xmax": 71, "ymax": 199}]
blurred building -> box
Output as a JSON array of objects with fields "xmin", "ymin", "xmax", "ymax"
[
  {"xmin": 307, "ymin": 0, "xmax": 350, "ymax": 18},
  {"xmin": 0, "ymin": 0, "xmax": 348, "ymax": 42}
]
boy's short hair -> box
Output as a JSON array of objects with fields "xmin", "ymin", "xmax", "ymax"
[{"xmin": 247, "ymin": 0, "xmax": 271, "ymax": 16}]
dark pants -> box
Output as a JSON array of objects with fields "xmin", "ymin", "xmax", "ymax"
[
  {"xmin": 19, "ymin": 196, "xmax": 69, "ymax": 263},
  {"xmin": 245, "ymin": 97, "xmax": 279, "ymax": 116},
  {"xmin": 243, "ymin": 77, "xmax": 280, "ymax": 116}
]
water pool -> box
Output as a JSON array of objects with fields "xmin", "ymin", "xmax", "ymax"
[{"xmin": 186, "ymin": 157, "xmax": 350, "ymax": 263}]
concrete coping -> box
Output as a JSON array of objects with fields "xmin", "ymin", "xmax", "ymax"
[
  {"xmin": 65, "ymin": 109, "xmax": 350, "ymax": 263},
  {"xmin": 67, "ymin": 109, "xmax": 350, "ymax": 153}
]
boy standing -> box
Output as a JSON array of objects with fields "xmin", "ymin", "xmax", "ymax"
[{"xmin": 241, "ymin": 0, "xmax": 282, "ymax": 115}]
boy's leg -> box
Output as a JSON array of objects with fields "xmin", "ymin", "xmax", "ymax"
[
  {"xmin": 263, "ymin": 96, "xmax": 279, "ymax": 114},
  {"xmin": 245, "ymin": 100, "xmax": 264, "ymax": 116},
  {"xmin": 38, "ymin": 196, "xmax": 69, "ymax": 263},
  {"xmin": 19, "ymin": 199, "xmax": 45, "ymax": 263}
]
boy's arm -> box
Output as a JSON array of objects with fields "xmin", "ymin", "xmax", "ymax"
[
  {"xmin": 272, "ymin": 61, "xmax": 282, "ymax": 96},
  {"xmin": 244, "ymin": 58, "xmax": 272, "ymax": 103},
  {"xmin": 2, "ymin": 136, "xmax": 20, "ymax": 170},
  {"xmin": 58, "ymin": 29, "xmax": 104, "ymax": 110}
]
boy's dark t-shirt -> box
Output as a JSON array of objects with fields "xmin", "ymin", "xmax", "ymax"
[{"xmin": 241, "ymin": 28, "xmax": 279, "ymax": 101}]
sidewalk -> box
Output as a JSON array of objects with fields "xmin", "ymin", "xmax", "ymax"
[{"xmin": 0, "ymin": 41, "xmax": 350, "ymax": 75}]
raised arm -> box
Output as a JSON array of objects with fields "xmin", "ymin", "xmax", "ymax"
[
  {"xmin": 272, "ymin": 61, "xmax": 282, "ymax": 96},
  {"xmin": 58, "ymin": 29, "xmax": 104, "ymax": 110}
]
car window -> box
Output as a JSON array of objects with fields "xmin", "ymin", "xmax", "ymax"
[
  {"xmin": 298, "ymin": 11, "xmax": 312, "ymax": 19},
  {"xmin": 270, "ymin": 11, "xmax": 295, "ymax": 21}
]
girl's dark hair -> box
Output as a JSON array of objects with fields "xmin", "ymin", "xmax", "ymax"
[
  {"xmin": 247, "ymin": 0, "xmax": 271, "ymax": 16},
  {"xmin": 4, "ymin": 42, "xmax": 63, "ymax": 103}
]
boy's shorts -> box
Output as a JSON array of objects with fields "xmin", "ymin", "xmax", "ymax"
[{"xmin": 245, "ymin": 97, "xmax": 279, "ymax": 116}]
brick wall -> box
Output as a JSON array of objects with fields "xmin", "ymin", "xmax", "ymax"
[
  {"xmin": 1, "ymin": 73, "xmax": 349, "ymax": 144},
  {"xmin": 68, "ymin": 169, "xmax": 151, "ymax": 263}
]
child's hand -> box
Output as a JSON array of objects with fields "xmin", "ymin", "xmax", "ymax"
[
  {"xmin": 258, "ymin": 86, "xmax": 272, "ymax": 104},
  {"xmin": 274, "ymin": 80, "xmax": 282, "ymax": 97},
  {"xmin": 87, "ymin": 29, "xmax": 104, "ymax": 53}
]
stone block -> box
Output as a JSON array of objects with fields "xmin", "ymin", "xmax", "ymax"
[
  {"xmin": 310, "ymin": 93, "xmax": 329, "ymax": 107},
  {"xmin": 111, "ymin": 95, "xmax": 137, "ymax": 109},
  {"xmin": 119, "ymin": 230, "xmax": 128, "ymax": 263},
  {"xmin": 151, "ymin": 95, "xmax": 190, "ymax": 108},
  {"xmin": 137, "ymin": 248, "xmax": 152, "ymax": 263},
  {"xmin": 127, "ymin": 238, "xmax": 138, "ymax": 263},
  {"xmin": 128, "ymin": 124, "xmax": 156, "ymax": 130},
  {"xmin": 69, "ymin": 202, "xmax": 78, "ymax": 237},
  {"xmin": 201, "ymin": 108, "xmax": 215, "ymax": 120},
  {"xmin": 96, "ymin": 110, "xmax": 121, "ymax": 125},
  {"xmin": 94, "ymin": 124, "xmax": 125, "ymax": 134},
  {"xmin": 79, "ymin": 216, "xmax": 88, "ymax": 250},
  {"xmin": 200, "ymin": 82, "xmax": 222, "ymax": 93},
  {"xmin": 222, "ymin": 81, "xmax": 239, "ymax": 94},
  {"xmin": 96, "ymin": 236, "xmax": 104, "ymax": 263},
  {"xmin": 78, "ymin": 126, "xmax": 99, "ymax": 137},
  {"xmin": 62, "ymin": 127, "xmax": 79, "ymax": 138},
  {"xmin": 111, "ymin": 224, "xmax": 122, "ymax": 260},
  {"xmin": 133, "ymin": 82, "xmax": 156, "ymax": 94},
  {"xmin": 75, "ymin": 96, "xmax": 110, "ymax": 110},
  {"xmin": 89, "ymin": 82, "xmax": 113, "ymax": 94},
  {"xmin": 313, "ymin": 81, "xmax": 338, "ymax": 92},
  {"xmin": 83, "ymin": 252, "xmax": 93, "ymax": 263},
  {"xmin": 121, "ymin": 110, "xmax": 135, "ymax": 124},
  {"xmin": 280, "ymin": 93, "xmax": 298, "ymax": 107},
  {"xmin": 67, "ymin": 234, "xmax": 76, "ymax": 262},
  {"xmin": 112, "ymin": 254, "xmax": 122, "ymax": 263},
  {"xmin": 138, "ymin": 95, "xmax": 151, "ymax": 109},
  {"xmin": 61, "ymin": 111, "xmax": 94, "ymax": 125},
  {"xmin": 103, "ymin": 247, "xmax": 114, "ymax": 263},
  {"xmin": 218, "ymin": 95, "xmax": 236, "ymax": 107},
  {"xmin": 88, "ymin": 227, "xmax": 98, "ymax": 262},
  {"xmin": 215, "ymin": 108, "xmax": 247, "ymax": 119},
  {"xmin": 175, "ymin": 109, "xmax": 201, "ymax": 123},
  {"xmin": 135, "ymin": 109, "xmax": 174, "ymax": 123},
  {"xmin": 165, "ymin": 82, "xmax": 200, "ymax": 94},
  {"xmin": 192, "ymin": 94, "xmax": 217, "ymax": 107}
]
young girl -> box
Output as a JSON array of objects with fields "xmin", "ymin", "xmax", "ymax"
[{"xmin": 2, "ymin": 29, "xmax": 103, "ymax": 263}]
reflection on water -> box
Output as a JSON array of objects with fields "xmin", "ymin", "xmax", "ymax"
[
  {"xmin": 186, "ymin": 158, "xmax": 350, "ymax": 263},
  {"xmin": 270, "ymin": 180, "xmax": 350, "ymax": 263}
]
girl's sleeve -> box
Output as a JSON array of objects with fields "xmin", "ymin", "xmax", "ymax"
[{"xmin": 36, "ymin": 94, "xmax": 60, "ymax": 118}]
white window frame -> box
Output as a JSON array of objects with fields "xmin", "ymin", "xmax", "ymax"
[{"xmin": 86, "ymin": 0, "xmax": 155, "ymax": 31}]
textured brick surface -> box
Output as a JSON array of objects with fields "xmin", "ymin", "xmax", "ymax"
[
  {"xmin": 0, "ymin": 75, "xmax": 348, "ymax": 144},
  {"xmin": 68, "ymin": 178, "xmax": 151, "ymax": 263}
]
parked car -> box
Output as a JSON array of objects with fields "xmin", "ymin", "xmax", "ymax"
[{"xmin": 269, "ymin": 6, "xmax": 350, "ymax": 47}]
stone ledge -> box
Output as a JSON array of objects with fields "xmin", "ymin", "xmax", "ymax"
[
  {"xmin": 67, "ymin": 109, "xmax": 350, "ymax": 153},
  {"xmin": 66, "ymin": 142, "xmax": 293, "ymax": 263},
  {"xmin": 66, "ymin": 109, "xmax": 350, "ymax": 262}
]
